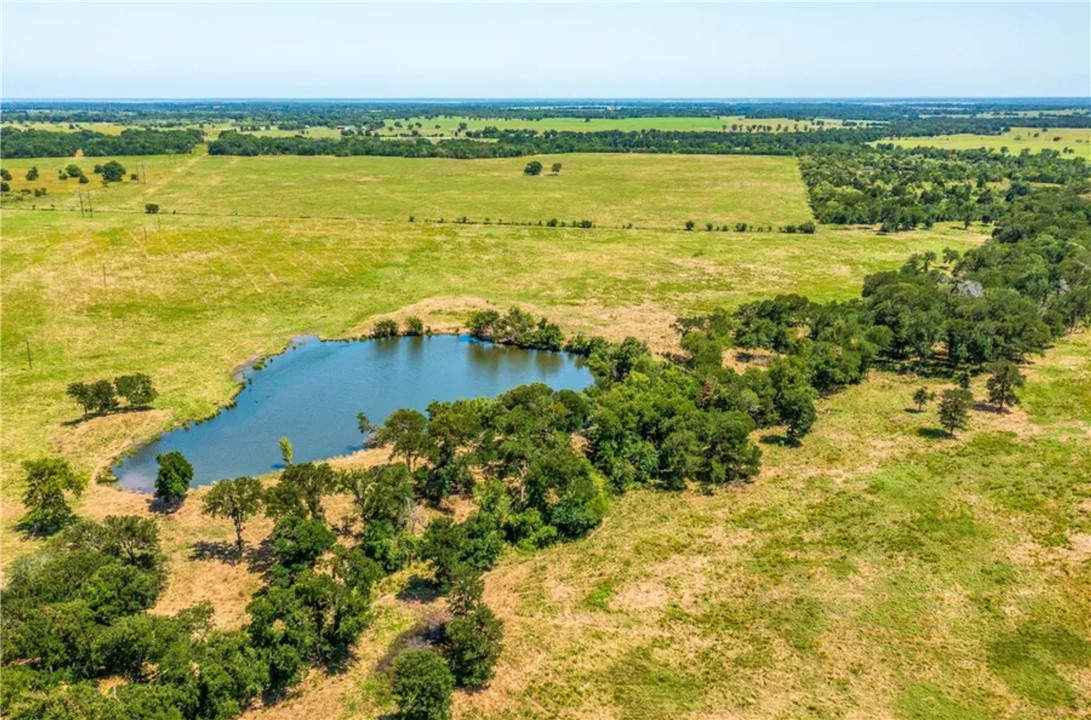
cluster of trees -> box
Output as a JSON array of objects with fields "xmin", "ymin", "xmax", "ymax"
[
  {"xmin": 66, "ymin": 373, "xmax": 157, "ymax": 416},
  {"xmin": 801, "ymin": 145, "xmax": 1089, "ymax": 229},
  {"xmin": 912, "ymin": 359, "xmax": 1026, "ymax": 436},
  {"xmin": 467, "ymin": 307, "xmax": 565, "ymax": 350},
  {"xmin": 1, "ymin": 128, "xmax": 203, "ymax": 157}
]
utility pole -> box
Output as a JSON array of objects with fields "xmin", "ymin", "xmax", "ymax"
[
  {"xmin": 86, "ymin": 191, "xmax": 94, "ymax": 218},
  {"xmin": 78, "ymin": 191, "xmax": 85, "ymax": 218},
  {"xmin": 102, "ymin": 261, "xmax": 107, "ymax": 286}
]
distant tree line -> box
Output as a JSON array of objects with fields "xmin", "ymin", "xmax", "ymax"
[
  {"xmin": 4, "ymin": 99, "xmax": 1088, "ymax": 128},
  {"xmin": 1, "ymin": 128, "xmax": 203, "ymax": 158}
]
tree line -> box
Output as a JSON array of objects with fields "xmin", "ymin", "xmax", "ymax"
[
  {"xmin": 5, "ymin": 99, "xmax": 1088, "ymax": 128},
  {"xmin": 1, "ymin": 128, "xmax": 203, "ymax": 158}
]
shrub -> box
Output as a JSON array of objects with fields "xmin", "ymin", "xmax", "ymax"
[
  {"xmin": 523, "ymin": 160, "xmax": 543, "ymax": 176},
  {"xmin": 372, "ymin": 319, "xmax": 399, "ymax": 338}
]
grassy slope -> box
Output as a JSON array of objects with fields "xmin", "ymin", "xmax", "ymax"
[
  {"xmin": 888, "ymin": 127, "xmax": 1091, "ymax": 159},
  {"xmin": 251, "ymin": 332, "xmax": 1088, "ymax": 720}
]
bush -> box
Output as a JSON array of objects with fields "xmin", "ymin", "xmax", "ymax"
[
  {"xmin": 405, "ymin": 316, "xmax": 424, "ymax": 336},
  {"xmin": 523, "ymin": 160, "xmax": 543, "ymax": 176},
  {"xmin": 144, "ymin": 203, "xmax": 159, "ymax": 214},
  {"xmin": 391, "ymin": 650, "xmax": 454, "ymax": 720},
  {"xmin": 371, "ymin": 319, "xmax": 399, "ymax": 338}
]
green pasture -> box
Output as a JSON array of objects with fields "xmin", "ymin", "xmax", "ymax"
[
  {"xmin": 0, "ymin": 152, "xmax": 813, "ymax": 229},
  {"xmin": 888, "ymin": 126, "xmax": 1091, "ymax": 158}
]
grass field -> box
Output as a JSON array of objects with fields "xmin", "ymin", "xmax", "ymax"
[
  {"xmin": 888, "ymin": 126, "xmax": 1091, "ymax": 158},
  {"xmin": 0, "ymin": 152, "xmax": 813, "ymax": 229}
]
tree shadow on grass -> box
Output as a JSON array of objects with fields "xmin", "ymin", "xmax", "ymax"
[
  {"xmin": 974, "ymin": 402, "xmax": 1007, "ymax": 414},
  {"xmin": 243, "ymin": 537, "xmax": 278, "ymax": 579},
  {"xmin": 190, "ymin": 539, "xmax": 240, "ymax": 565},
  {"xmin": 374, "ymin": 612, "xmax": 448, "ymax": 673},
  {"xmin": 60, "ymin": 406, "xmax": 153, "ymax": 428},
  {"xmin": 916, "ymin": 427, "xmax": 952, "ymax": 440},
  {"xmin": 147, "ymin": 497, "xmax": 184, "ymax": 515},
  {"xmin": 759, "ymin": 433, "xmax": 801, "ymax": 448},
  {"xmin": 396, "ymin": 574, "xmax": 442, "ymax": 604}
]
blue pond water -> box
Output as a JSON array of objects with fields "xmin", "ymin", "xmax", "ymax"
[{"xmin": 115, "ymin": 335, "xmax": 592, "ymax": 491}]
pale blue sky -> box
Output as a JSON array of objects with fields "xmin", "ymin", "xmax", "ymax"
[{"xmin": 2, "ymin": 2, "xmax": 1089, "ymax": 99}]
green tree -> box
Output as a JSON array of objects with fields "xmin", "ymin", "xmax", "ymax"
[
  {"xmin": 339, "ymin": 464, "xmax": 414, "ymax": 529},
  {"xmin": 66, "ymin": 379, "xmax": 118, "ymax": 416},
  {"xmin": 405, "ymin": 316, "xmax": 424, "ymax": 336},
  {"xmin": 938, "ymin": 388, "xmax": 973, "ymax": 436},
  {"xmin": 264, "ymin": 462, "xmax": 335, "ymax": 520},
  {"xmin": 144, "ymin": 203, "xmax": 159, "ymax": 214},
  {"xmin": 357, "ymin": 411, "xmax": 375, "ymax": 437},
  {"xmin": 442, "ymin": 604, "xmax": 503, "ymax": 687},
  {"xmin": 279, "ymin": 436, "xmax": 293, "ymax": 466},
  {"xmin": 114, "ymin": 373, "xmax": 157, "ymax": 407},
  {"xmin": 523, "ymin": 160, "xmax": 543, "ymax": 176},
  {"xmin": 270, "ymin": 515, "xmax": 335, "ymax": 575},
  {"xmin": 551, "ymin": 162, "xmax": 562, "ymax": 174},
  {"xmin": 20, "ymin": 457, "xmax": 86, "ymax": 534},
  {"xmin": 985, "ymin": 360, "xmax": 1025, "ymax": 410},
  {"xmin": 374, "ymin": 409, "xmax": 432, "ymax": 472},
  {"xmin": 202, "ymin": 476, "xmax": 264, "ymax": 553},
  {"xmin": 391, "ymin": 650, "xmax": 454, "ymax": 720},
  {"xmin": 154, "ymin": 451, "xmax": 193, "ymax": 505},
  {"xmin": 912, "ymin": 387, "xmax": 934, "ymax": 412},
  {"xmin": 25, "ymin": 166, "xmax": 39, "ymax": 181},
  {"xmin": 101, "ymin": 160, "xmax": 126, "ymax": 183}
]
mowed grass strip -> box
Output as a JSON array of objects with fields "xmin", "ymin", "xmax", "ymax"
[{"xmin": 0, "ymin": 152, "xmax": 813, "ymax": 229}]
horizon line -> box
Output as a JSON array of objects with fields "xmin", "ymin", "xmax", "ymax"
[{"xmin": 3, "ymin": 96, "xmax": 1090, "ymax": 104}]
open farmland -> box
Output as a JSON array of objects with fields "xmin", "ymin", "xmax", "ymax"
[
  {"xmin": 0, "ymin": 152, "xmax": 814, "ymax": 229},
  {"xmin": 888, "ymin": 126, "xmax": 1091, "ymax": 158}
]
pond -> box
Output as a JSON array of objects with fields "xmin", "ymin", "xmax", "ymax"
[{"xmin": 115, "ymin": 335, "xmax": 593, "ymax": 491}]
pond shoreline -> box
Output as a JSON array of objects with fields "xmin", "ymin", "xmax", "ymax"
[{"xmin": 110, "ymin": 331, "xmax": 592, "ymax": 492}]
